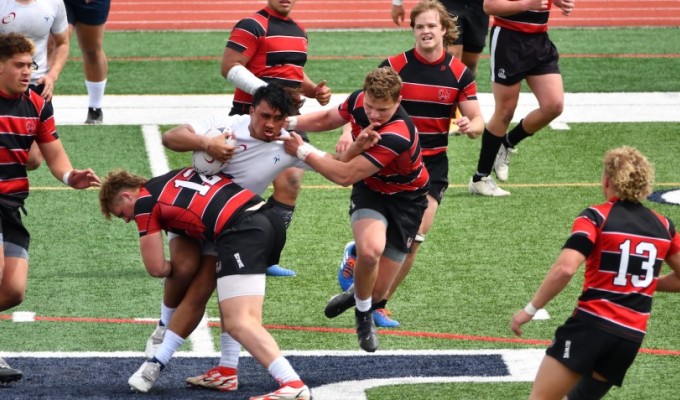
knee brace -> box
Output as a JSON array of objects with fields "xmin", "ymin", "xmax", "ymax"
[{"xmin": 266, "ymin": 196, "xmax": 295, "ymax": 229}]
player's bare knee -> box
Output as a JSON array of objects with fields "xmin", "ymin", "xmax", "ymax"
[
  {"xmin": 2, "ymin": 290, "xmax": 25, "ymax": 309},
  {"xmin": 499, "ymin": 111, "xmax": 515, "ymax": 127},
  {"xmin": 542, "ymin": 101, "xmax": 564, "ymax": 120},
  {"xmin": 220, "ymin": 315, "xmax": 254, "ymax": 341},
  {"xmin": 170, "ymin": 258, "xmax": 199, "ymax": 280},
  {"xmin": 357, "ymin": 247, "xmax": 382, "ymax": 266},
  {"xmin": 81, "ymin": 48, "xmax": 104, "ymax": 63}
]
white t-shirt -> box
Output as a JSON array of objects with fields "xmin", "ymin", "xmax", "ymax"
[
  {"xmin": 0, "ymin": 0, "xmax": 68, "ymax": 84},
  {"xmin": 190, "ymin": 114, "xmax": 311, "ymax": 196}
]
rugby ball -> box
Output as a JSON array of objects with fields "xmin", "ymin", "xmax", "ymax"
[{"xmin": 191, "ymin": 127, "xmax": 236, "ymax": 175}]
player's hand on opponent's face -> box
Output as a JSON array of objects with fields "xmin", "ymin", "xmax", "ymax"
[
  {"xmin": 510, "ymin": 309, "xmax": 534, "ymax": 337},
  {"xmin": 315, "ymin": 80, "xmax": 332, "ymax": 106},
  {"xmin": 391, "ymin": 5, "xmax": 405, "ymax": 26},
  {"xmin": 280, "ymin": 131, "xmax": 305, "ymax": 157},
  {"xmin": 67, "ymin": 168, "xmax": 101, "ymax": 189},
  {"xmin": 205, "ymin": 133, "xmax": 235, "ymax": 163}
]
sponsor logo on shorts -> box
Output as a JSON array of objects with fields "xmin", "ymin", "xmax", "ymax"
[
  {"xmin": 234, "ymin": 253, "xmax": 244, "ymax": 269},
  {"xmin": 563, "ymin": 340, "xmax": 571, "ymax": 359},
  {"xmin": 498, "ymin": 68, "xmax": 507, "ymax": 80}
]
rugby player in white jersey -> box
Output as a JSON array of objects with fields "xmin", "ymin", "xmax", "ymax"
[{"xmin": 128, "ymin": 83, "xmax": 376, "ymax": 395}]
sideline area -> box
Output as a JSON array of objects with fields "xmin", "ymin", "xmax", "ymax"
[{"xmin": 52, "ymin": 92, "xmax": 680, "ymax": 126}]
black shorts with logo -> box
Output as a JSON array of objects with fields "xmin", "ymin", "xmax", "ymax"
[
  {"xmin": 545, "ymin": 316, "xmax": 641, "ymax": 387},
  {"xmin": 443, "ymin": 0, "xmax": 489, "ymax": 53},
  {"xmin": 215, "ymin": 207, "xmax": 286, "ymax": 278},
  {"xmin": 489, "ymin": 26, "xmax": 560, "ymax": 85},
  {"xmin": 65, "ymin": 0, "xmax": 111, "ymax": 26},
  {"xmin": 349, "ymin": 183, "xmax": 427, "ymax": 253},
  {"xmin": 423, "ymin": 153, "xmax": 449, "ymax": 204}
]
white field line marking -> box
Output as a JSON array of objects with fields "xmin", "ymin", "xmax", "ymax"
[
  {"xmin": 142, "ymin": 124, "xmax": 170, "ymax": 177},
  {"xmin": 185, "ymin": 314, "xmax": 215, "ymax": 355},
  {"xmin": 549, "ymin": 122, "xmax": 570, "ymax": 130},
  {"xmin": 141, "ymin": 126, "xmax": 219, "ymax": 353}
]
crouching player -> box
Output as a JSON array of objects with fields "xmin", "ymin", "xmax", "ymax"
[{"xmin": 99, "ymin": 168, "xmax": 310, "ymax": 400}]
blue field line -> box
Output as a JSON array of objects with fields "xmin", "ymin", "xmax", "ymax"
[{"xmin": 0, "ymin": 349, "xmax": 544, "ymax": 400}]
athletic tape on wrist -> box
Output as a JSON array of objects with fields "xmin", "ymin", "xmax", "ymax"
[
  {"xmin": 62, "ymin": 170, "xmax": 72, "ymax": 186},
  {"xmin": 524, "ymin": 302, "xmax": 538, "ymax": 316},
  {"xmin": 392, "ymin": 0, "xmax": 403, "ymax": 5},
  {"xmin": 296, "ymin": 143, "xmax": 325, "ymax": 161}
]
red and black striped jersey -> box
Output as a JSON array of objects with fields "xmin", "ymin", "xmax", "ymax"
[
  {"xmin": 133, "ymin": 168, "xmax": 263, "ymax": 242},
  {"xmin": 0, "ymin": 89, "xmax": 58, "ymax": 205},
  {"xmin": 492, "ymin": 0, "xmax": 552, "ymax": 33},
  {"xmin": 564, "ymin": 197, "xmax": 680, "ymax": 342},
  {"xmin": 227, "ymin": 7, "xmax": 307, "ymax": 110},
  {"xmin": 380, "ymin": 49, "xmax": 477, "ymax": 156},
  {"xmin": 338, "ymin": 90, "xmax": 429, "ymax": 199}
]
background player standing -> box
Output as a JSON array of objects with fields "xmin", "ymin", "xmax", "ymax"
[
  {"xmin": 0, "ymin": 32, "xmax": 100, "ymax": 384},
  {"xmin": 221, "ymin": 0, "xmax": 331, "ymax": 277},
  {"xmin": 64, "ymin": 0, "xmax": 110, "ymax": 124},
  {"xmin": 511, "ymin": 146, "xmax": 680, "ymax": 400},
  {"xmin": 469, "ymin": 0, "xmax": 574, "ymax": 196}
]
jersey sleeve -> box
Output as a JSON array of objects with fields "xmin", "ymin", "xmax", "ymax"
[
  {"xmin": 563, "ymin": 207, "xmax": 602, "ymax": 257},
  {"xmin": 338, "ymin": 90, "xmax": 361, "ymax": 121},
  {"xmin": 457, "ymin": 68, "xmax": 478, "ymax": 102},
  {"xmin": 34, "ymin": 95, "xmax": 58, "ymax": 144},
  {"xmin": 51, "ymin": 0, "xmax": 69, "ymax": 34},
  {"xmin": 226, "ymin": 17, "xmax": 265, "ymax": 58},
  {"xmin": 667, "ymin": 218, "xmax": 680, "ymax": 256},
  {"xmin": 134, "ymin": 191, "xmax": 162, "ymax": 237},
  {"xmin": 190, "ymin": 114, "xmax": 235, "ymax": 137},
  {"xmin": 337, "ymin": 96, "xmax": 352, "ymax": 121}
]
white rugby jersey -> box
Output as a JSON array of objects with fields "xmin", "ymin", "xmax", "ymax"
[
  {"xmin": 190, "ymin": 114, "xmax": 311, "ymax": 196},
  {"xmin": 0, "ymin": 0, "xmax": 68, "ymax": 85}
]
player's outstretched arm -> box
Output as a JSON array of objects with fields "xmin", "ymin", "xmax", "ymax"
[
  {"xmin": 39, "ymin": 140, "xmax": 100, "ymax": 189},
  {"xmin": 286, "ymin": 107, "xmax": 347, "ymax": 133},
  {"xmin": 282, "ymin": 132, "xmax": 379, "ymax": 187},
  {"xmin": 510, "ymin": 248, "xmax": 584, "ymax": 336}
]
